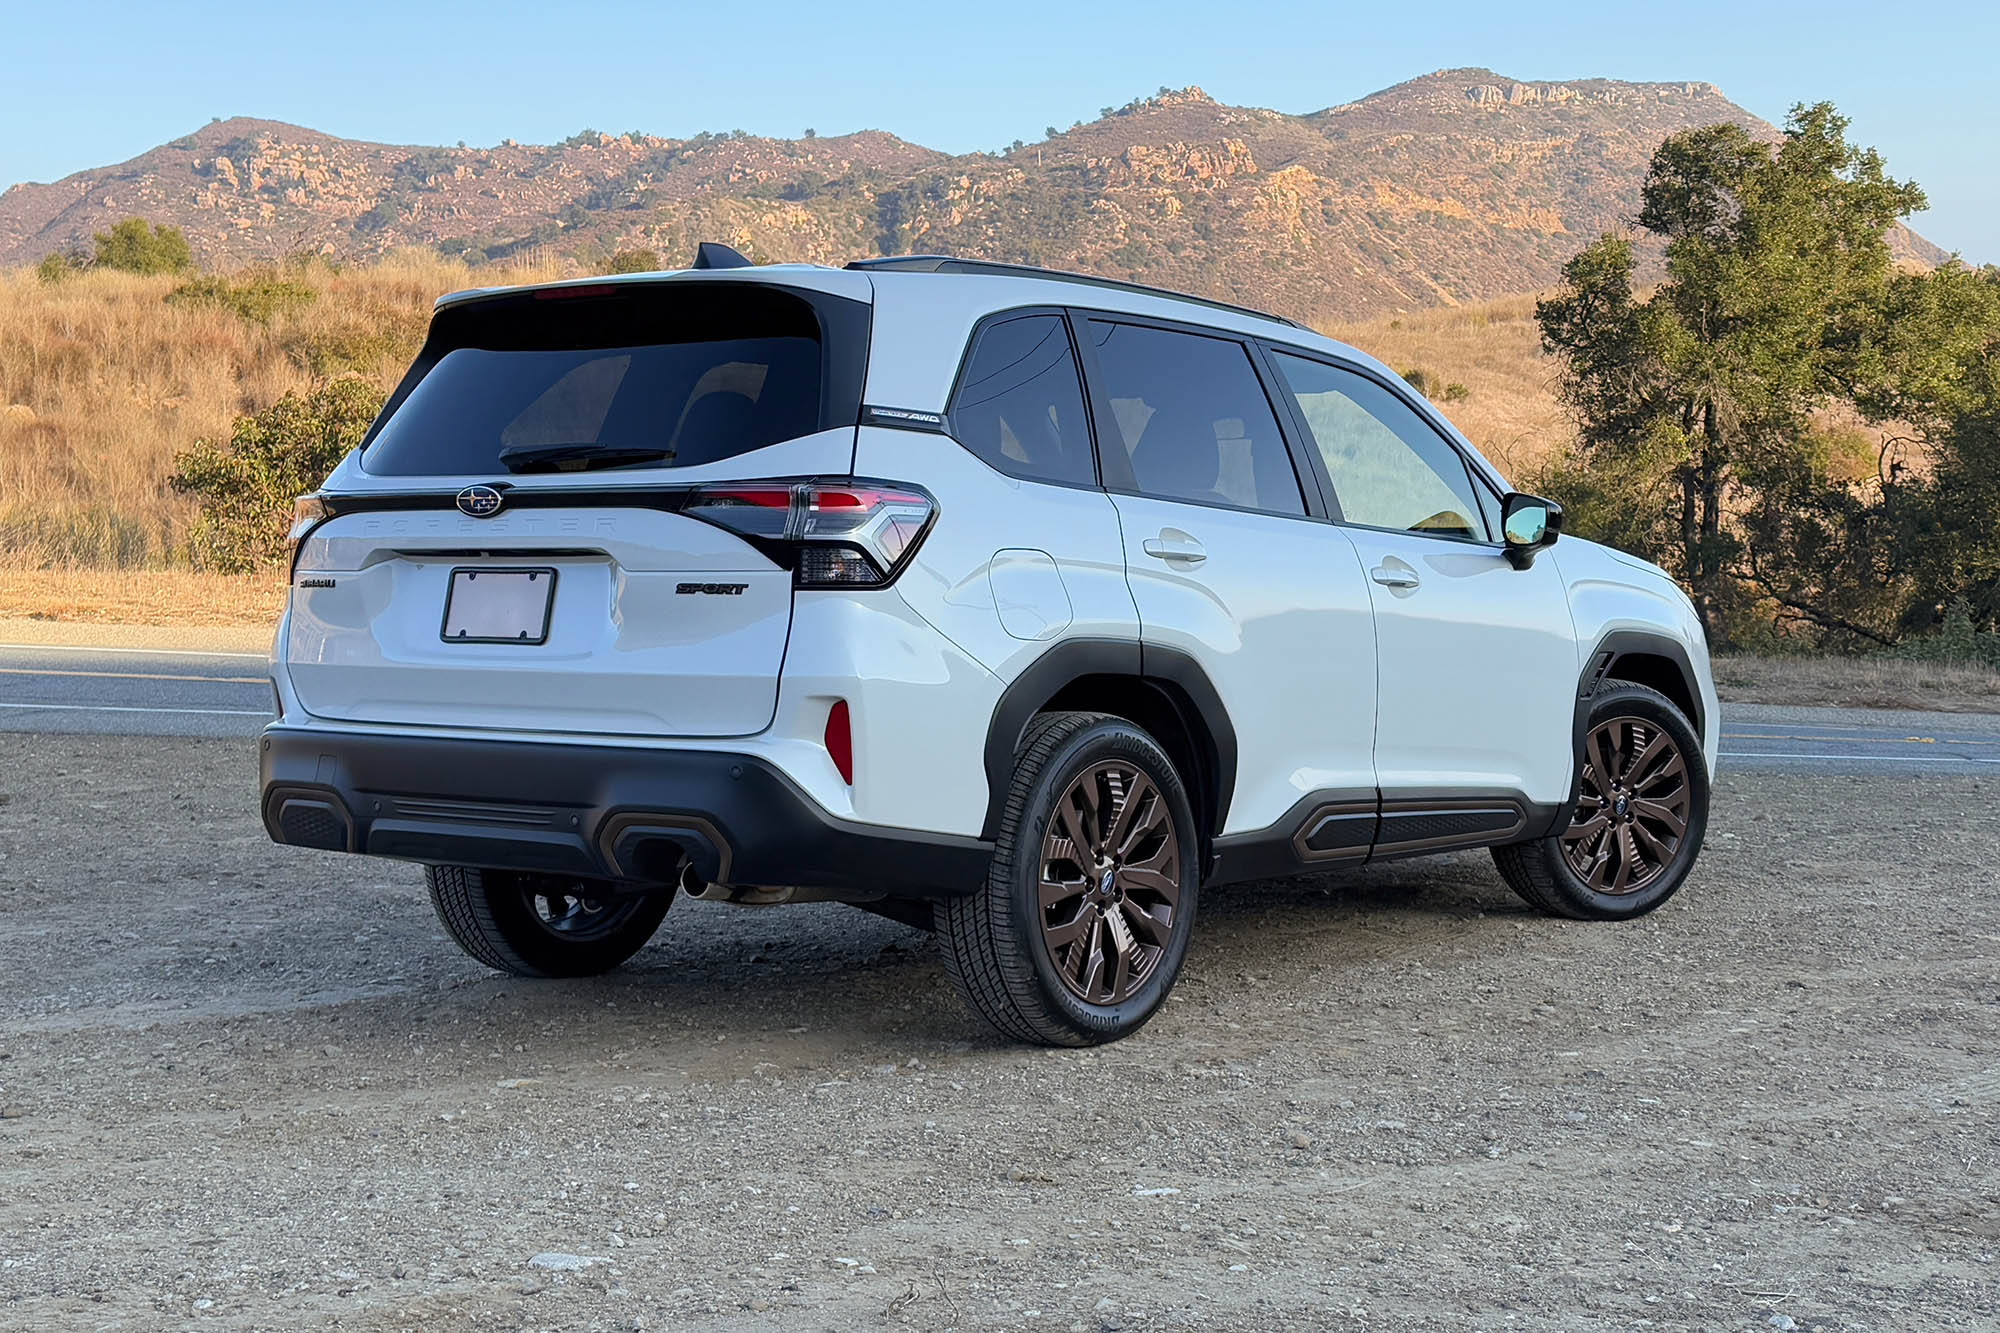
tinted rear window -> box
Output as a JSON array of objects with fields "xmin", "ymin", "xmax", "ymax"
[
  {"xmin": 948, "ymin": 314, "xmax": 1095, "ymax": 486},
  {"xmin": 1085, "ymin": 320, "xmax": 1304, "ymax": 516},
  {"xmin": 363, "ymin": 283, "xmax": 859, "ymax": 476}
]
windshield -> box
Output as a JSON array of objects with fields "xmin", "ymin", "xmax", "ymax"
[{"xmin": 361, "ymin": 282, "xmax": 857, "ymax": 477}]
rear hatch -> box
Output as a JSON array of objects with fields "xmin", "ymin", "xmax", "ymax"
[{"xmin": 285, "ymin": 273, "xmax": 871, "ymax": 738}]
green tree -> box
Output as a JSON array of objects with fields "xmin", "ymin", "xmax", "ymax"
[
  {"xmin": 1537, "ymin": 105, "xmax": 1925, "ymax": 645},
  {"xmin": 92, "ymin": 218, "xmax": 195, "ymax": 275},
  {"xmin": 1865, "ymin": 262, "xmax": 2000, "ymax": 633},
  {"xmin": 169, "ymin": 378, "xmax": 383, "ymax": 571},
  {"xmin": 1730, "ymin": 253, "xmax": 2000, "ymax": 643}
]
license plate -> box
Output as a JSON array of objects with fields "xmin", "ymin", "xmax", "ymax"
[{"xmin": 441, "ymin": 568, "xmax": 557, "ymax": 644}]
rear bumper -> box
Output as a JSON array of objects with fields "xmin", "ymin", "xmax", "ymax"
[{"xmin": 259, "ymin": 726, "xmax": 992, "ymax": 899}]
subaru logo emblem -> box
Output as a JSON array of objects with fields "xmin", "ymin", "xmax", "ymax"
[{"xmin": 456, "ymin": 485, "xmax": 504, "ymax": 518}]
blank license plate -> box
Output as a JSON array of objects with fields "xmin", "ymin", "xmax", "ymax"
[{"xmin": 441, "ymin": 568, "xmax": 557, "ymax": 644}]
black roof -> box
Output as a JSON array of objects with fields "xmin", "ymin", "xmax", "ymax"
[{"xmin": 844, "ymin": 255, "xmax": 1304, "ymax": 329}]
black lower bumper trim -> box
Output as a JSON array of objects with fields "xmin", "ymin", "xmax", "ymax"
[{"xmin": 259, "ymin": 727, "xmax": 992, "ymax": 898}]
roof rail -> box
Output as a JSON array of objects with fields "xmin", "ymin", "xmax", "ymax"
[{"xmin": 845, "ymin": 255, "xmax": 1304, "ymax": 329}]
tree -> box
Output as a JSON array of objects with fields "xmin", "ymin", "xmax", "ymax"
[
  {"xmin": 1537, "ymin": 105, "xmax": 1926, "ymax": 646},
  {"xmin": 1874, "ymin": 263, "xmax": 2000, "ymax": 633},
  {"xmin": 92, "ymin": 218, "xmax": 195, "ymax": 275},
  {"xmin": 169, "ymin": 378, "xmax": 383, "ymax": 571}
]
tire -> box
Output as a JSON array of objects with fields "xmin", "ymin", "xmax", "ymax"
[
  {"xmin": 425, "ymin": 866, "xmax": 673, "ymax": 978},
  {"xmin": 1492, "ymin": 682, "xmax": 1710, "ymax": 921},
  {"xmin": 938, "ymin": 711, "xmax": 1202, "ymax": 1046}
]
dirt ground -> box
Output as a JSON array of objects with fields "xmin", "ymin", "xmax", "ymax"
[{"xmin": 0, "ymin": 736, "xmax": 1994, "ymax": 1332}]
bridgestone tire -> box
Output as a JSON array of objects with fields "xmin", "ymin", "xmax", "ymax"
[
  {"xmin": 425, "ymin": 866, "xmax": 672, "ymax": 978},
  {"xmin": 1491, "ymin": 682, "xmax": 1710, "ymax": 921},
  {"xmin": 938, "ymin": 711, "xmax": 1202, "ymax": 1046}
]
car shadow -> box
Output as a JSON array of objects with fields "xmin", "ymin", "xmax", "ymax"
[{"xmin": 395, "ymin": 851, "xmax": 1534, "ymax": 1047}]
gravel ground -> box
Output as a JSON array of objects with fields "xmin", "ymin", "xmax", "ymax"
[{"xmin": 0, "ymin": 736, "xmax": 1995, "ymax": 1332}]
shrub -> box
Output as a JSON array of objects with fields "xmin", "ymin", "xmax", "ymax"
[
  {"xmin": 92, "ymin": 218, "xmax": 194, "ymax": 275},
  {"xmin": 35, "ymin": 250, "xmax": 84, "ymax": 284},
  {"xmin": 169, "ymin": 378, "xmax": 385, "ymax": 572},
  {"xmin": 167, "ymin": 272, "xmax": 318, "ymax": 324},
  {"xmin": 1888, "ymin": 601, "xmax": 2000, "ymax": 669},
  {"xmin": 1400, "ymin": 367, "xmax": 1440, "ymax": 397},
  {"xmin": 602, "ymin": 247, "xmax": 662, "ymax": 275},
  {"xmin": 276, "ymin": 299, "xmax": 428, "ymax": 378},
  {"xmin": 1442, "ymin": 382, "xmax": 1470, "ymax": 402}
]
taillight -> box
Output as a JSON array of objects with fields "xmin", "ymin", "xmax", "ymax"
[
  {"xmin": 288, "ymin": 493, "xmax": 331, "ymax": 571},
  {"xmin": 683, "ymin": 480, "xmax": 935, "ymax": 588}
]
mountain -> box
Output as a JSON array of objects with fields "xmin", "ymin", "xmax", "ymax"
[{"xmin": 0, "ymin": 70, "xmax": 1946, "ymax": 322}]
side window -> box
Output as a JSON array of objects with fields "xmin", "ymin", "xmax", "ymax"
[
  {"xmin": 948, "ymin": 314, "xmax": 1095, "ymax": 486},
  {"xmin": 1085, "ymin": 320, "xmax": 1305, "ymax": 516},
  {"xmin": 1269, "ymin": 352, "xmax": 1490, "ymax": 541}
]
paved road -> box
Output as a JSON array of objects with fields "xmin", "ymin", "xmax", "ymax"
[
  {"xmin": 4, "ymin": 641, "xmax": 1998, "ymax": 773},
  {"xmin": 0, "ymin": 641, "xmax": 271, "ymax": 738},
  {"xmin": 1721, "ymin": 701, "xmax": 2000, "ymax": 774}
]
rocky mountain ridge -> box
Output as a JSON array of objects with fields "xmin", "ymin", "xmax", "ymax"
[{"xmin": 0, "ymin": 69, "xmax": 1944, "ymax": 322}]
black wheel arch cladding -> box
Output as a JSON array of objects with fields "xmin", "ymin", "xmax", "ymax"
[{"xmin": 979, "ymin": 638, "xmax": 1237, "ymax": 843}]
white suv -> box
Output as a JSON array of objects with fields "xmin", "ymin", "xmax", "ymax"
[{"xmin": 264, "ymin": 247, "xmax": 1717, "ymax": 1045}]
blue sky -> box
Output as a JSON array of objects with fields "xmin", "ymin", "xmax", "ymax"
[{"xmin": 6, "ymin": 1, "xmax": 1995, "ymax": 261}]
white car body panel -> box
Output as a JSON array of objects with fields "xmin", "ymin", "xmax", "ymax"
[
  {"xmin": 271, "ymin": 585, "xmax": 998, "ymax": 838},
  {"xmin": 1555, "ymin": 538, "xmax": 1721, "ymax": 770},
  {"xmin": 1344, "ymin": 527, "xmax": 1579, "ymax": 804},
  {"xmin": 1109, "ymin": 493, "xmax": 1379, "ymax": 834},
  {"xmin": 854, "ymin": 424, "xmax": 1140, "ymax": 683},
  {"xmin": 288, "ymin": 512, "xmax": 792, "ymax": 738},
  {"xmin": 776, "ymin": 591, "xmax": 999, "ymax": 835}
]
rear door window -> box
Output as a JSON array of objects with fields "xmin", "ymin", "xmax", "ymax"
[
  {"xmin": 948, "ymin": 313, "xmax": 1095, "ymax": 486},
  {"xmin": 363, "ymin": 283, "xmax": 860, "ymax": 476},
  {"xmin": 1083, "ymin": 320, "xmax": 1305, "ymax": 516}
]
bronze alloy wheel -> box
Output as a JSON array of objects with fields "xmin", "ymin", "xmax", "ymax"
[
  {"xmin": 1562, "ymin": 715, "xmax": 1691, "ymax": 895},
  {"xmin": 1038, "ymin": 760, "xmax": 1182, "ymax": 1005}
]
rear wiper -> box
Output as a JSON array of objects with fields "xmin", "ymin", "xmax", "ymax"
[{"xmin": 497, "ymin": 442, "xmax": 673, "ymax": 474}]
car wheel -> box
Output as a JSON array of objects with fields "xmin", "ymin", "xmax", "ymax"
[
  {"xmin": 938, "ymin": 711, "xmax": 1202, "ymax": 1045},
  {"xmin": 425, "ymin": 866, "xmax": 673, "ymax": 977},
  {"xmin": 1492, "ymin": 681, "xmax": 1710, "ymax": 921}
]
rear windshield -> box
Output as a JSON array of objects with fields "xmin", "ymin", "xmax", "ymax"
[{"xmin": 362, "ymin": 282, "xmax": 863, "ymax": 476}]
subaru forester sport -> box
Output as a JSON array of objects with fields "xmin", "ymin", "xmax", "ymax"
[{"xmin": 263, "ymin": 246, "xmax": 1717, "ymax": 1045}]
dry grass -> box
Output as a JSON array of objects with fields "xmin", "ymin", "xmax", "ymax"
[
  {"xmin": 0, "ymin": 250, "xmax": 573, "ymax": 570},
  {"xmin": 1325, "ymin": 293, "xmax": 1562, "ymax": 477},
  {"xmin": 1715, "ymin": 653, "xmax": 2000, "ymax": 714},
  {"xmin": 0, "ymin": 567, "xmax": 285, "ymax": 627}
]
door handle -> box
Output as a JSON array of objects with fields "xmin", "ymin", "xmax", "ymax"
[
  {"xmin": 1370, "ymin": 563, "xmax": 1420, "ymax": 589},
  {"xmin": 1143, "ymin": 535, "xmax": 1207, "ymax": 566}
]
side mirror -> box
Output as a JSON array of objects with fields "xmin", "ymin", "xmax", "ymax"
[{"xmin": 1501, "ymin": 493, "xmax": 1562, "ymax": 569}]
